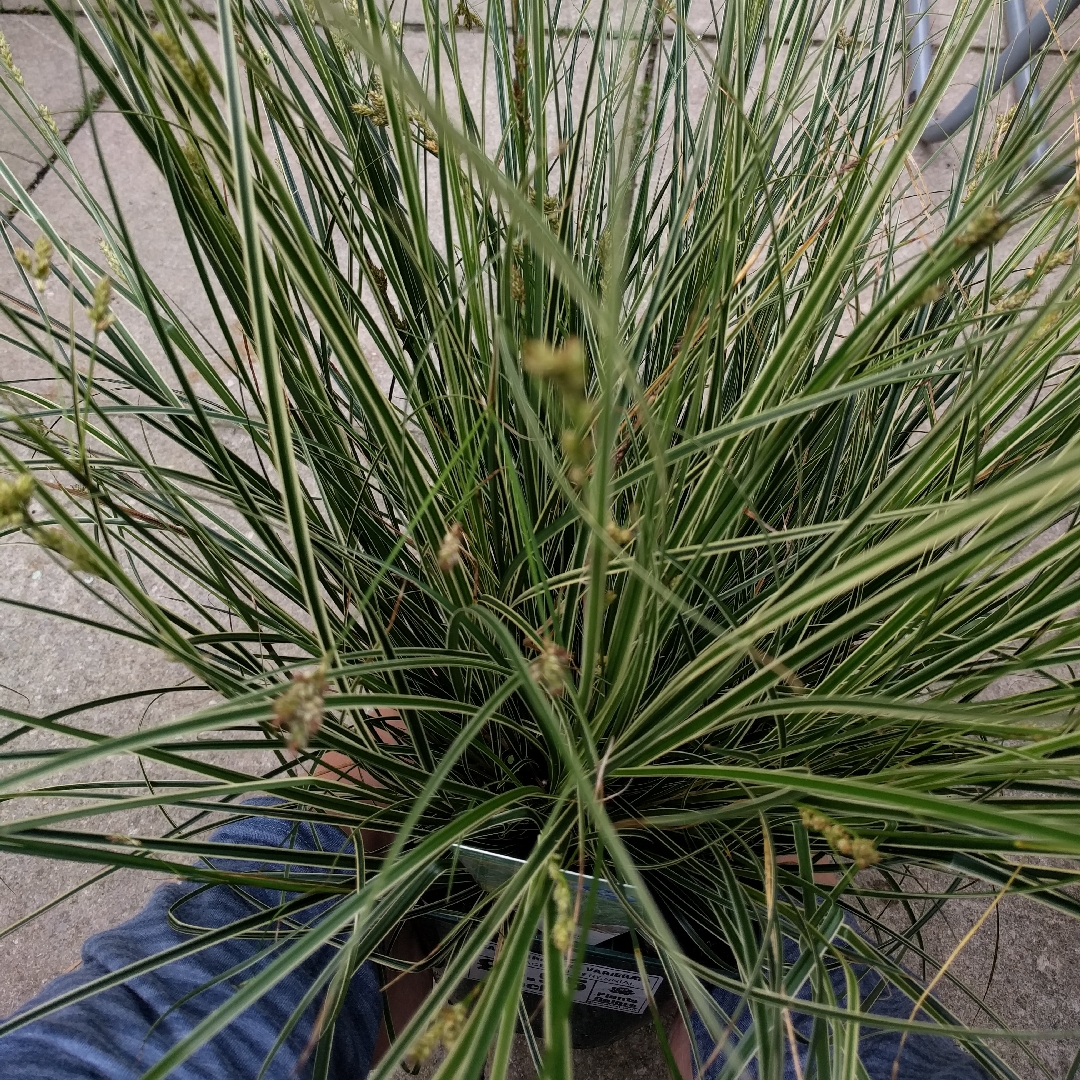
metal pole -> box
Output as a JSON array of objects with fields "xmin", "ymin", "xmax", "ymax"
[
  {"xmin": 921, "ymin": 0, "xmax": 1080, "ymax": 142},
  {"xmin": 907, "ymin": 0, "xmax": 934, "ymax": 103},
  {"xmin": 1003, "ymin": 0, "xmax": 1048, "ymax": 161}
]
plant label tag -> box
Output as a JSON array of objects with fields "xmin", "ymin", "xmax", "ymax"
[{"xmin": 466, "ymin": 942, "xmax": 663, "ymax": 1014}]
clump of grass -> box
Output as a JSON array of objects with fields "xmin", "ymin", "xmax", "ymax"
[{"xmin": 3, "ymin": 0, "xmax": 1080, "ymax": 1075}]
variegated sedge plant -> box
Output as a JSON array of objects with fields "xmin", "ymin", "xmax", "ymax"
[{"xmin": 3, "ymin": 0, "xmax": 1080, "ymax": 1075}]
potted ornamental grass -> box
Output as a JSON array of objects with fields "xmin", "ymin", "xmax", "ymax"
[{"xmin": 3, "ymin": 0, "xmax": 1080, "ymax": 1073}]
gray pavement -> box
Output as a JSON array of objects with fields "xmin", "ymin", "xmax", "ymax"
[
  {"xmin": 0, "ymin": 12, "xmax": 98, "ymax": 192},
  {"xmin": 0, "ymin": 5, "xmax": 1079, "ymax": 1078}
]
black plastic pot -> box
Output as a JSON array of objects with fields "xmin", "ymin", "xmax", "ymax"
[
  {"xmin": 418, "ymin": 913, "xmax": 671, "ymax": 1049},
  {"xmin": 415, "ymin": 845, "xmax": 670, "ymax": 1048}
]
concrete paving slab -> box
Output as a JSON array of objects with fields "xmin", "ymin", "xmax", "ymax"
[
  {"xmin": 0, "ymin": 538, "xmax": 207, "ymax": 1012},
  {"xmin": 857, "ymin": 868, "xmax": 1080, "ymax": 1078},
  {"xmin": 0, "ymin": 13, "xmax": 98, "ymax": 192},
  {"xmin": 0, "ymin": 77, "xmax": 291, "ymax": 1039}
]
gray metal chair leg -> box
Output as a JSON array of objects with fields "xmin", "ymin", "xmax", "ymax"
[
  {"xmin": 907, "ymin": 0, "xmax": 934, "ymax": 103},
  {"xmin": 897, "ymin": 0, "xmax": 1073, "ymax": 184},
  {"xmin": 917, "ymin": 0, "xmax": 1080, "ymax": 142},
  {"xmin": 1003, "ymin": 0, "xmax": 1048, "ymax": 162}
]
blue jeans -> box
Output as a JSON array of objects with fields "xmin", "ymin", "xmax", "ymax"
[
  {"xmin": 691, "ymin": 954, "xmax": 990, "ymax": 1080},
  {"xmin": 0, "ymin": 803, "xmax": 381, "ymax": 1079},
  {"xmin": 0, "ymin": 806, "xmax": 987, "ymax": 1079}
]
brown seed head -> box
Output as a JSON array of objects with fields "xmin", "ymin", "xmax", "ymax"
[
  {"xmin": 529, "ymin": 638, "xmax": 570, "ymax": 696},
  {"xmin": 271, "ymin": 662, "xmax": 327, "ymax": 751},
  {"xmin": 437, "ymin": 522, "xmax": 465, "ymax": 572}
]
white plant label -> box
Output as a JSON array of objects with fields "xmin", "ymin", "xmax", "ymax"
[{"xmin": 466, "ymin": 942, "xmax": 663, "ymax": 1015}]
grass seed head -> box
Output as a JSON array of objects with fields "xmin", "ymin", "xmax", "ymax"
[
  {"xmin": 801, "ymin": 807, "xmax": 879, "ymax": 869},
  {"xmin": 522, "ymin": 338, "xmax": 586, "ymax": 403},
  {"xmin": 850, "ymin": 837, "xmax": 880, "ymax": 869},
  {"xmin": 352, "ymin": 73, "xmax": 388, "ymax": 125},
  {"xmin": 992, "ymin": 288, "xmax": 1030, "ymax": 314},
  {"xmin": 407, "ymin": 107, "xmax": 439, "ymax": 154},
  {"xmin": 272, "ymin": 661, "xmax": 327, "ymax": 751},
  {"xmin": 405, "ymin": 998, "xmax": 473, "ymax": 1068},
  {"xmin": 439, "ymin": 999, "xmax": 469, "ymax": 1046},
  {"xmin": 916, "ymin": 281, "xmax": 944, "ymax": 306},
  {"xmin": 954, "ymin": 205, "xmax": 1010, "ymax": 252},
  {"xmin": 37, "ymin": 104, "xmax": 59, "ymax": 136},
  {"xmin": 14, "ymin": 237, "xmax": 53, "ymax": 293},
  {"xmin": 35, "ymin": 526, "xmax": 102, "ymax": 576},
  {"xmin": 152, "ymin": 30, "xmax": 211, "ymax": 96},
  {"xmin": 99, "ymin": 238, "xmax": 125, "ymax": 281},
  {"xmin": 547, "ymin": 857, "xmax": 575, "ymax": 954},
  {"xmin": 511, "ymin": 35, "xmax": 529, "ymax": 136},
  {"xmin": 1027, "ymin": 249, "xmax": 1072, "ymax": 280},
  {"xmin": 529, "ymin": 638, "xmax": 570, "ymax": 696},
  {"xmin": 454, "ymin": 0, "xmax": 483, "ymax": 29},
  {"xmin": 437, "ymin": 522, "xmax": 465, "ymax": 572},
  {"xmin": 0, "ymin": 30, "xmax": 23, "ymax": 84},
  {"xmin": 992, "ymin": 104, "xmax": 1018, "ymax": 151},
  {"xmin": 826, "ymin": 825, "xmax": 852, "ymax": 854},
  {"xmin": 799, "ymin": 807, "xmax": 830, "ymax": 832},
  {"xmin": 86, "ymin": 276, "xmax": 115, "ymax": 334},
  {"xmin": 560, "ymin": 428, "xmax": 590, "ymax": 463},
  {"xmin": 510, "ymin": 262, "xmax": 525, "ymax": 304},
  {"xmin": 543, "ymin": 193, "xmax": 563, "ymax": 228},
  {"xmin": 0, "ymin": 472, "xmax": 34, "ymax": 527}
]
